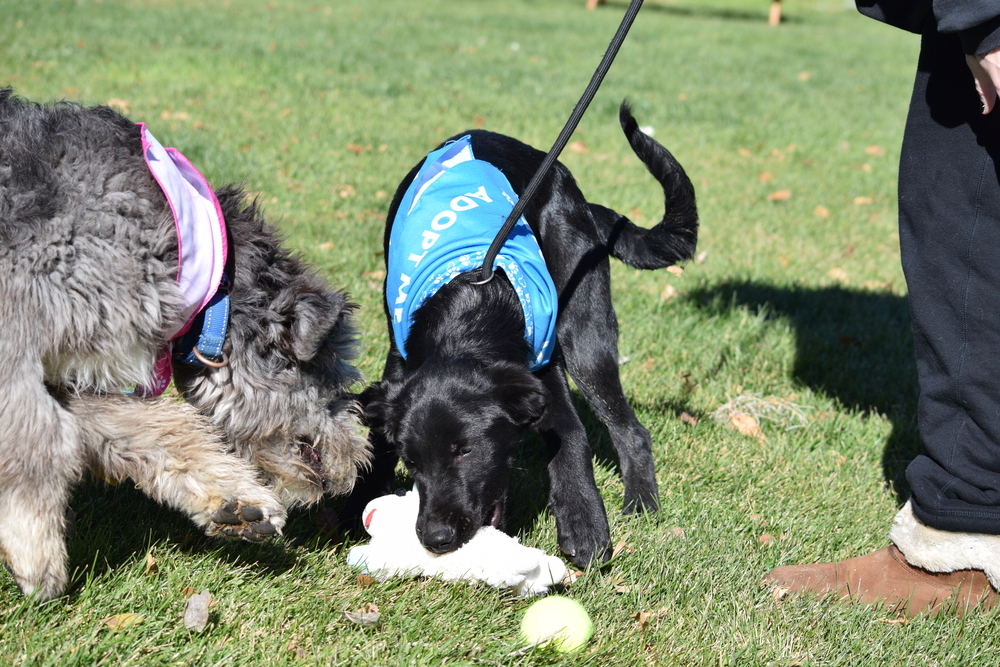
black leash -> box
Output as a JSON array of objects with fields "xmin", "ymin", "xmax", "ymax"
[{"xmin": 474, "ymin": 0, "xmax": 645, "ymax": 284}]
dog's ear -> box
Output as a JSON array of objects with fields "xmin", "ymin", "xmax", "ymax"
[
  {"xmin": 489, "ymin": 366, "xmax": 550, "ymax": 429},
  {"xmin": 360, "ymin": 380, "xmax": 401, "ymax": 440},
  {"xmin": 282, "ymin": 288, "xmax": 362, "ymax": 389}
]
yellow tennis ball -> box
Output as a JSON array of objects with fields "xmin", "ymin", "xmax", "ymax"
[{"xmin": 519, "ymin": 595, "xmax": 594, "ymax": 653}]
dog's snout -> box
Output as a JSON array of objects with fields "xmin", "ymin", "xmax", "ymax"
[{"xmin": 421, "ymin": 524, "xmax": 458, "ymax": 553}]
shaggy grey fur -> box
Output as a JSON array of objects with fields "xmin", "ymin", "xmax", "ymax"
[{"xmin": 0, "ymin": 89, "xmax": 369, "ymax": 600}]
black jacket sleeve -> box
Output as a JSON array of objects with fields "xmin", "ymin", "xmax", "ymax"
[{"xmin": 857, "ymin": 0, "xmax": 1000, "ymax": 54}]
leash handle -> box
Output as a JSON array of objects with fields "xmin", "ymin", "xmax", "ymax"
[{"xmin": 474, "ymin": 0, "xmax": 645, "ymax": 284}]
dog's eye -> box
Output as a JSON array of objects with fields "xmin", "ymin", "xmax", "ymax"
[{"xmin": 455, "ymin": 445, "xmax": 472, "ymax": 459}]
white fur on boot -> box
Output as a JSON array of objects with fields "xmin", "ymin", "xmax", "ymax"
[{"xmin": 889, "ymin": 500, "xmax": 1000, "ymax": 591}]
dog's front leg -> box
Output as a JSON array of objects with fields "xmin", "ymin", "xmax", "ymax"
[
  {"xmin": 0, "ymin": 375, "xmax": 82, "ymax": 600},
  {"xmin": 66, "ymin": 393, "xmax": 286, "ymax": 542},
  {"xmin": 537, "ymin": 361, "xmax": 612, "ymax": 568},
  {"xmin": 338, "ymin": 348, "xmax": 405, "ymax": 532}
]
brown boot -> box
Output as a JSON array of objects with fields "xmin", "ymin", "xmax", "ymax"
[{"xmin": 764, "ymin": 544, "xmax": 998, "ymax": 616}]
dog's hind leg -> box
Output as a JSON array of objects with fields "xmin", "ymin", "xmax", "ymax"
[
  {"xmin": 557, "ymin": 264, "xmax": 660, "ymax": 515},
  {"xmin": 0, "ymin": 360, "xmax": 83, "ymax": 600},
  {"xmin": 65, "ymin": 393, "xmax": 287, "ymax": 542},
  {"xmin": 537, "ymin": 358, "xmax": 612, "ymax": 567}
]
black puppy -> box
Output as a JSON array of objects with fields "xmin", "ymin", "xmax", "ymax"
[{"xmin": 347, "ymin": 102, "xmax": 697, "ymax": 568}]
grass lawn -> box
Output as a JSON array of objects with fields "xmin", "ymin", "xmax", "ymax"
[{"xmin": 2, "ymin": 0, "xmax": 997, "ymax": 664}]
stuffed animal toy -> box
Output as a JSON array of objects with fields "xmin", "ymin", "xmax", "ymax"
[{"xmin": 346, "ymin": 489, "xmax": 567, "ymax": 597}]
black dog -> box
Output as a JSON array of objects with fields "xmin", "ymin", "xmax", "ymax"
[{"xmin": 346, "ymin": 102, "xmax": 697, "ymax": 568}]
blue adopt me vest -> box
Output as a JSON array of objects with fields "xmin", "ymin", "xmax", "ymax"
[{"xmin": 387, "ymin": 135, "xmax": 558, "ymax": 371}]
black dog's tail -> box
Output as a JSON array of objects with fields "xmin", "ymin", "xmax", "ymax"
[{"xmin": 588, "ymin": 101, "xmax": 698, "ymax": 270}]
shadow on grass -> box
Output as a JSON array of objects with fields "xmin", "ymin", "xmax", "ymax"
[
  {"xmin": 66, "ymin": 479, "xmax": 300, "ymax": 596},
  {"xmin": 686, "ymin": 279, "xmax": 921, "ymax": 502},
  {"xmin": 594, "ymin": 0, "xmax": 795, "ymax": 25}
]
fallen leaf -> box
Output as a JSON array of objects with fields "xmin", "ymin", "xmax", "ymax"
[
  {"xmin": 346, "ymin": 143, "xmax": 364, "ymax": 154},
  {"xmin": 695, "ymin": 251, "xmax": 709, "ymax": 264},
  {"xmin": 666, "ymin": 265, "xmax": 684, "ymax": 276},
  {"xmin": 669, "ymin": 527, "xmax": 686, "ymax": 538},
  {"xmin": 767, "ymin": 189, "xmax": 792, "ymax": 202},
  {"xmin": 770, "ymin": 585, "xmax": 790, "ymax": 601},
  {"xmin": 180, "ymin": 586, "xmax": 197, "ymax": 596},
  {"xmin": 607, "ymin": 577, "xmax": 632, "ymax": 594},
  {"xmin": 660, "ymin": 284, "xmax": 678, "ymax": 300},
  {"xmin": 144, "ymin": 552, "xmax": 158, "ymax": 576},
  {"xmin": 106, "ymin": 98, "xmax": 130, "ymax": 114},
  {"xmin": 631, "ymin": 610, "xmax": 653, "ymax": 630},
  {"xmin": 865, "ymin": 145, "xmax": 886, "ymax": 157},
  {"xmin": 338, "ymin": 185, "xmax": 356, "ymax": 198},
  {"xmin": 568, "ymin": 141, "xmax": 588, "ymax": 153},
  {"xmin": 828, "ymin": 267, "xmax": 849, "ymax": 282},
  {"xmin": 814, "ymin": 205, "xmax": 829, "ymax": 217},
  {"xmin": 758, "ymin": 533, "xmax": 775, "ymax": 546},
  {"xmin": 564, "ymin": 569, "xmax": 584, "ymax": 585},
  {"xmin": 737, "ymin": 147, "xmax": 752, "ymax": 157},
  {"xmin": 797, "ymin": 71, "xmax": 811, "ymax": 82},
  {"xmin": 357, "ymin": 574, "xmax": 375, "ymax": 587},
  {"xmin": 317, "ymin": 242, "xmax": 335, "ymax": 251},
  {"xmin": 877, "ymin": 617, "xmax": 910, "ymax": 625},
  {"xmin": 183, "ymin": 589, "xmax": 212, "ymax": 632},
  {"xmin": 361, "ymin": 269, "xmax": 386, "ymax": 280},
  {"xmin": 853, "ymin": 196, "xmax": 873, "ymax": 205},
  {"xmin": 160, "ymin": 110, "xmax": 191, "ymax": 121},
  {"xmin": 287, "ymin": 641, "xmax": 310, "ymax": 659},
  {"xmin": 861, "ymin": 163, "xmax": 872, "ymax": 173},
  {"xmin": 101, "ymin": 613, "xmax": 144, "ymax": 631},
  {"xmin": 611, "ymin": 540, "xmax": 635, "ymax": 559},
  {"xmin": 680, "ymin": 412, "xmax": 698, "ymax": 426},
  {"xmin": 344, "ymin": 603, "xmax": 381, "ymax": 627},
  {"xmin": 758, "ymin": 171, "xmax": 774, "ymax": 182},
  {"xmin": 729, "ymin": 413, "xmax": 764, "ymax": 441}
]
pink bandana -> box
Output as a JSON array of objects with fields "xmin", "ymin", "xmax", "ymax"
[{"xmin": 136, "ymin": 124, "xmax": 228, "ymax": 396}]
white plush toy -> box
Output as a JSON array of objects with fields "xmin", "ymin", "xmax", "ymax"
[{"xmin": 346, "ymin": 488, "xmax": 567, "ymax": 597}]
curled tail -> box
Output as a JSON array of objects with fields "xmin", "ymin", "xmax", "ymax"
[{"xmin": 589, "ymin": 100, "xmax": 698, "ymax": 270}]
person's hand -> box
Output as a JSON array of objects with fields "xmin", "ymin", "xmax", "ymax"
[{"xmin": 966, "ymin": 47, "xmax": 1000, "ymax": 114}]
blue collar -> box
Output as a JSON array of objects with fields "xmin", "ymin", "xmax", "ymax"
[{"xmin": 172, "ymin": 273, "xmax": 231, "ymax": 368}]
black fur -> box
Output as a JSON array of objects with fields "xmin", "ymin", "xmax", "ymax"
[{"xmin": 345, "ymin": 101, "xmax": 697, "ymax": 568}]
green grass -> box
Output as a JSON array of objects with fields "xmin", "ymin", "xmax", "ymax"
[{"xmin": 2, "ymin": 0, "xmax": 996, "ymax": 664}]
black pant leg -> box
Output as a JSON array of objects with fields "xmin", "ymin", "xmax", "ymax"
[{"xmin": 901, "ymin": 29, "xmax": 1000, "ymax": 533}]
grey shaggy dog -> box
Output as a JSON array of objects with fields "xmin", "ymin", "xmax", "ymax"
[{"xmin": 0, "ymin": 89, "xmax": 369, "ymax": 600}]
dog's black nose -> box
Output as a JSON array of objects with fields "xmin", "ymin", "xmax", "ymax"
[{"xmin": 421, "ymin": 525, "xmax": 457, "ymax": 553}]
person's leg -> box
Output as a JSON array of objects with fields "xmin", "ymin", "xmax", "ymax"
[{"xmin": 765, "ymin": 29, "xmax": 1000, "ymax": 616}]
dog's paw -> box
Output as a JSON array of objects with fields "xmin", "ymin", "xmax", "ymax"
[
  {"xmin": 555, "ymin": 515, "xmax": 612, "ymax": 569},
  {"xmin": 210, "ymin": 501, "xmax": 282, "ymax": 542}
]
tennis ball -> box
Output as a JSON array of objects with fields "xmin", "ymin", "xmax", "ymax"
[{"xmin": 519, "ymin": 595, "xmax": 594, "ymax": 653}]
